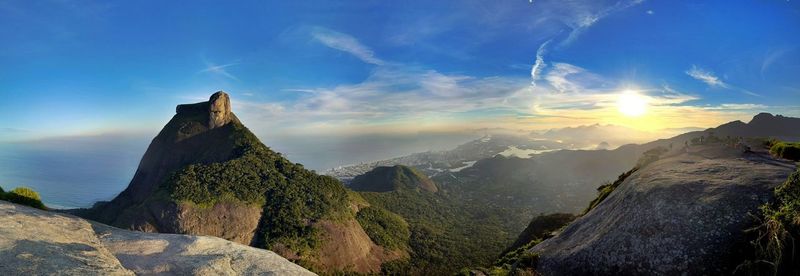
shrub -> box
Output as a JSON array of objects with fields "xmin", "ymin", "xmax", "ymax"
[
  {"xmin": 737, "ymin": 168, "xmax": 800, "ymax": 275},
  {"xmin": 502, "ymin": 213, "xmax": 576, "ymax": 256},
  {"xmin": 517, "ymin": 252, "xmax": 540, "ymax": 270},
  {"xmin": 5, "ymin": 187, "xmax": 46, "ymax": 210},
  {"xmin": 583, "ymin": 167, "xmax": 638, "ymax": 215},
  {"xmin": 637, "ymin": 146, "xmax": 668, "ymax": 167},
  {"xmin": 770, "ymin": 142, "xmax": 800, "ymax": 161}
]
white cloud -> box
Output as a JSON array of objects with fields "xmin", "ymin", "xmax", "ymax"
[
  {"xmin": 685, "ymin": 65, "xmax": 762, "ymax": 97},
  {"xmin": 686, "ymin": 65, "xmax": 725, "ymax": 87},
  {"xmin": 311, "ymin": 27, "xmax": 384, "ymax": 65},
  {"xmin": 560, "ymin": 0, "xmax": 646, "ymax": 46},
  {"xmin": 233, "ymin": 64, "xmax": 530, "ymax": 134},
  {"xmin": 704, "ymin": 103, "xmax": 767, "ymax": 110},
  {"xmin": 544, "ymin": 63, "xmax": 584, "ymax": 93},
  {"xmin": 761, "ymin": 47, "xmax": 791, "ymax": 76},
  {"xmin": 199, "ymin": 62, "xmax": 239, "ymax": 80},
  {"xmin": 530, "ymin": 40, "xmax": 551, "ymax": 87},
  {"xmin": 542, "ymin": 62, "xmax": 608, "ymax": 93}
]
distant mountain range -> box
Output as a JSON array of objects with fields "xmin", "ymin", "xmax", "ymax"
[
  {"xmin": 531, "ymin": 123, "xmax": 662, "ymax": 146},
  {"xmin": 325, "ymin": 123, "xmax": 666, "ymax": 182},
  {"xmin": 335, "ymin": 112, "xmax": 800, "ymax": 274}
]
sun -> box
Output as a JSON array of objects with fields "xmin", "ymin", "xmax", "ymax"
[{"xmin": 617, "ymin": 90, "xmax": 647, "ymax": 117}]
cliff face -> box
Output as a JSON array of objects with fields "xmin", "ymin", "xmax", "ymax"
[
  {"xmin": 530, "ymin": 145, "xmax": 796, "ymax": 275},
  {"xmin": 83, "ymin": 91, "xmax": 257, "ymax": 243},
  {"xmin": 78, "ymin": 91, "xmax": 402, "ymax": 274},
  {"xmin": 0, "ymin": 201, "xmax": 314, "ymax": 275},
  {"xmin": 90, "ymin": 91, "xmax": 241, "ymax": 217}
]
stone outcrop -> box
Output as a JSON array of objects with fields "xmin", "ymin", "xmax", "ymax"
[
  {"xmin": 75, "ymin": 91, "xmax": 400, "ymax": 274},
  {"xmin": 83, "ymin": 91, "xmax": 242, "ymax": 226},
  {"xmin": 0, "ymin": 201, "xmax": 314, "ymax": 275},
  {"xmin": 530, "ymin": 145, "xmax": 796, "ymax": 275},
  {"xmin": 208, "ymin": 91, "xmax": 232, "ymax": 129}
]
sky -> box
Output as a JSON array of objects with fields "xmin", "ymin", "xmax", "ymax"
[{"xmin": 1, "ymin": 0, "xmax": 800, "ymax": 154}]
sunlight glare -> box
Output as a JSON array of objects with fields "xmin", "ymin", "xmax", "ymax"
[{"xmin": 617, "ymin": 90, "xmax": 647, "ymax": 117}]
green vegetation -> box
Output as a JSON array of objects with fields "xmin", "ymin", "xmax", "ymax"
[
  {"xmin": 350, "ymin": 165, "xmax": 437, "ymax": 193},
  {"xmin": 487, "ymin": 213, "xmax": 574, "ymax": 275},
  {"xmin": 737, "ymin": 167, "xmax": 800, "ymax": 275},
  {"xmin": 583, "ymin": 167, "xmax": 638, "ymax": 215},
  {"xmin": 0, "ymin": 186, "xmax": 46, "ymax": 210},
  {"xmin": 582, "ymin": 147, "xmax": 668, "ymax": 215},
  {"xmin": 166, "ymin": 122, "xmax": 350, "ymax": 256},
  {"xmin": 500, "ymin": 213, "xmax": 576, "ymax": 256},
  {"xmin": 636, "ymin": 146, "xmax": 668, "ymax": 167},
  {"xmin": 355, "ymin": 206, "xmax": 410, "ymax": 250},
  {"xmin": 359, "ymin": 187, "xmax": 526, "ymax": 275},
  {"xmin": 769, "ymin": 141, "xmax": 800, "ymax": 161}
]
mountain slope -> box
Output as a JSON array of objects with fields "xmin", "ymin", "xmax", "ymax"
[
  {"xmin": 529, "ymin": 144, "xmax": 796, "ymax": 274},
  {"xmin": 0, "ymin": 201, "xmax": 313, "ymax": 275},
  {"xmin": 351, "ymin": 165, "xmax": 533, "ymax": 274},
  {"xmin": 349, "ymin": 165, "xmax": 437, "ymax": 193},
  {"xmin": 77, "ymin": 91, "xmax": 401, "ymax": 273}
]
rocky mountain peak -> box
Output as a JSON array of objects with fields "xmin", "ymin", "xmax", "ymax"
[
  {"xmin": 209, "ymin": 91, "xmax": 232, "ymax": 129},
  {"xmin": 749, "ymin": 112, "xmax": 775, "ymax": 123}
]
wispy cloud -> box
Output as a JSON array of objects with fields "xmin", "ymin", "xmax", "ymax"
[
  {"xmin": 526, "ymin": 0, "xmax": 644, "ymax": 89},
  {"xmin": 703, "ymin": 103, "xmax": 767, "ymax": 110},
  {"xmin": 560, "ymin": 0, "xmax": 646, "ymax": 46},
  {"xmin": 199, "ymin": 62, "xmax": 239, "ymax": 80},
  {"xmin": 543, "ymin": 62, "xmax": 608, "ymax": 93},
  {"xmin": 530, "ymin": 40, "xmax": 551, "ymax": 87},
  {"xmin": 686, "ymin": 65, "xmax": 724, "ymax": 87},
  {"xmin": 311, "ymin": 27, "xmax": 384, "ymax": 65},
  {"xmin": 686, "ymin": 65, "xmax": 761, "ymax": 97},
  {"xmin": 761, "ymin": 47, "xmax": 792, "ymax": 77},
  {"xmin": 233, "ymin": 63, "xmax": 530, "ymax": 135}
]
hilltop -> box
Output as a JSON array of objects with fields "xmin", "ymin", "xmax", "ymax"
[
  {"xmin": 349, "ymin": 165, "xmax": 438, "ymax": 193},
  {"xmin": 76, "ymin": 91, "xmax": 402, "ymax": 274}
]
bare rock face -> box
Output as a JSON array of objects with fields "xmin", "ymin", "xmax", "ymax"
[
  {"xmin": 0, "ymin": 201, "xmax": 314, "ymax": 275},
  {"xmin": 84, "ymin": 91, "xmax": 242, "ymax": 224},
  {"xmin": 208, "ymin": 91, "xmax": 232, "ymax": 129},
  {"xmin": 530, "ymin": 145, "xmax": 796, "ymax": 275}
]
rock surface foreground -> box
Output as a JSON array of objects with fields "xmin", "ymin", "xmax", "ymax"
[
  {"xmin": 531, "ymin": 145, "xmax": 796, "ymax": 275},
  {"xmin": 0, "ymin": 201, "xmax": 315, "ymax": 276}
]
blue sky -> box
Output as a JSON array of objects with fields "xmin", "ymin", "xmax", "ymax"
[{"xmin": 2, "ymin": 0, "xmax": 800, "ymax": 141}]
